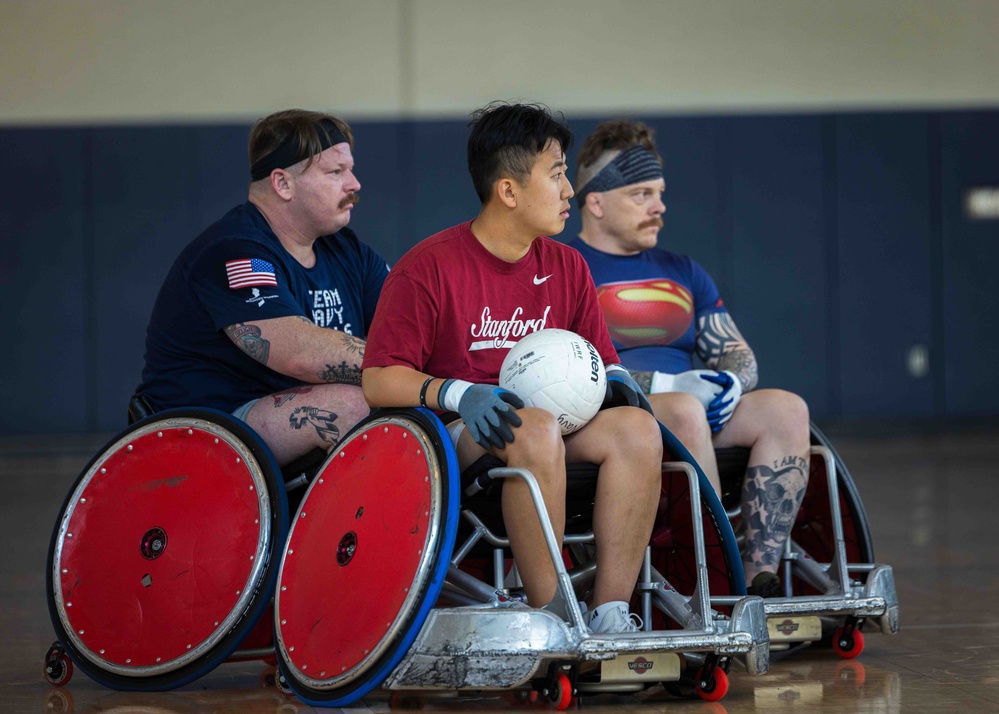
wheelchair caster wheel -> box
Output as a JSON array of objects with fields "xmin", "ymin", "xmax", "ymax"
[
  {"xmin": 275, "ymin": 670, "xmax": 295, "ymax": 697},
  {"xmin": 833, "ymin": 626, "xmax": 865, "ymax": 659},
  {"xmin": 547, "ymin": 673, "xmax": 574, "ymax": 710},
  {"xmin": 695, "ymin": 666, "xmax": 728, "ymax": 702},
  {"xmin": 44, "ymin": 643, "xmax": 73, "ymax": 686}
]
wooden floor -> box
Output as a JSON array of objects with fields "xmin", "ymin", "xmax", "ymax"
[{"xmin": 3, "ymin": 428, "xmax": 998, "ymax": 713}]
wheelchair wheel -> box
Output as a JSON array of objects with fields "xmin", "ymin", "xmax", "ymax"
[
  {"xmin": 46, "ymin": 408, "xmax": 288, "ymax": 690},
  {"xmin": 790, "ymin": 421, "xmax": 875, "ymax": 596},
  {"xmin": 646, "ymin": 425, "xmax": 744, "ymax": 627},
  {"xmin": 275, "ymin": 408, "xmax": 459, "ymax": 707}
]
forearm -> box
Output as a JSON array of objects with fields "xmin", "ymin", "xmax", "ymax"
[
  {"xmin": 696, "ymin": 312, "xmax": 759, "ymax": 392},
  {"xmin": 714, "ymin": 348, "xmax": 759, "ymax": 392},
  {"xmin": 626, "ymin": 369, "xmax": 654, "ymax": 395},
  {"xmin": 362, "ymin": 365, "xmax": 447, "ymax": 409},
  {"xmin": 225, "ymin": 316, "xmax": 366, "ymax": 385}
]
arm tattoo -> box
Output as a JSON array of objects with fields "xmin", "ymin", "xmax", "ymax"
[
  {"xmin": 318, "ymin": 361, "xmax": 361, "ymax": 385},
  {"xmin": 627, "ymin": 369, "xmax": 654, "ymax": 395},
  {"xmin": 717, "ymin": 349, "xmax": 757, "ymax": 391},
  {"xmin": 695, "ymin": 312, "xmax": 758, "ymax": 391},
  {"xmin": 339, "ymin": 332, "xmax": 365, "ymax": 359},
  {"xmin": 224, "ymin": 323, "xmax": 271, "ymax": 365},
  {"xmin": 741, "ymin": 456, "xmax": 809, "ymax": 570},
  {"xmin": 316, "ymin": 332, "xmax": 365, "ymax": 385}
]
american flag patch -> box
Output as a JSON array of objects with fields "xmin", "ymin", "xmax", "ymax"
[{"xmin": 226, "ymin": 258, "xmax": 278, "ymax": 289}]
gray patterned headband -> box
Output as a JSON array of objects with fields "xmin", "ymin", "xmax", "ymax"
[{"xmin": 576, "ymin": 145, "xmax": 663, "ymax": 207}]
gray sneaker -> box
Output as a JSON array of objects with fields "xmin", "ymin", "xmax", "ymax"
[{"xmin": 587, "ymin": 602, "xmax": 643, "ymax": 633}]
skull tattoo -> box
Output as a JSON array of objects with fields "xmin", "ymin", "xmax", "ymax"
[{"xmin": 741, "ymin": 457, "xmax": 808, "ymax": 569}]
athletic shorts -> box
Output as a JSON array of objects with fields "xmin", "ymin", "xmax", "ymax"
[
  {"xmin": 446, "ymin": 418, "xmax": 466, "ymax": 446},
  {"xmin": 231, "ymin": 398, "xmax": 259, "ymax": 423}
]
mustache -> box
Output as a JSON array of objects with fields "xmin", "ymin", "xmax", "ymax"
[
  {"xmin": 638, "ymin": 217, "xmax": 663, "ymax": 230},
  {"xmin": 339, "ymin": 192, "xmax": 360, "ymax": 209}
]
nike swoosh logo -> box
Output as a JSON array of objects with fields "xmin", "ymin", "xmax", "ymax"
[{"xmin": 533, "ymin": 274, "xmax": 553, "ymax": 285}]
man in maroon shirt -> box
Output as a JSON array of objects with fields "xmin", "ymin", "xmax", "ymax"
[{"xmin": 362, "ymin": 103, "xmax": 662, "ymax": 633}]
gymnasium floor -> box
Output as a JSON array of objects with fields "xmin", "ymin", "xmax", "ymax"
[{"xmin": 2, "ymin": 428, "xmax": 998, "ymax": 713}]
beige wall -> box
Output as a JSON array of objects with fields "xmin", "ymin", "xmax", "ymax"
[{"xmin": 2, "ymin": 0, "xmax": 998, "ymax": 124}]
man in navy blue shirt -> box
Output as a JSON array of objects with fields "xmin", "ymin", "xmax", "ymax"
[
  {"xmin": 138, "ymin": 109, "xmax": 389, "ymax": 465},
  {"xmin": 570, "ymin": 119, "xmax": 810, "ymax": 598}
]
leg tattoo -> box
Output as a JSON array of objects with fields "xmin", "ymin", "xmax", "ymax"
[
  {"xmin": 289, "ymin": 406, "xmax": 341, "ymax": 446},
  {"xmin": 741, "ymin": 455, "xmax": 808, "ymax": 571},
  {"xmin": 272, "ymin": 386, "xmax": 314, "ymax": 408}
]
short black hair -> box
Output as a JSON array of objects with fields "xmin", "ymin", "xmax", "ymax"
[{"xmin": 467, "ymin": 102, "xmax": 573, "ymax": 205}]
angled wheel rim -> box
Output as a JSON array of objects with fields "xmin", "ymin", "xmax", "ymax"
[
  {"xmin": 275, "ymin": 410, "xmax": 458, "ymax": 704},
  {"xmin": 48, "ymin": 410, "xmax": 282, "ymax": 684}
]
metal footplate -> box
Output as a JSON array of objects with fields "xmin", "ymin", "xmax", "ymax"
[
  {"xmin": 384, "ymin": 595, "xmax": 768, "ymax": 690},
  {"xmin": 725, "ymin": 445, "xmax": 900, "ymax": 649},
  {"xmin": 758, "ymin": 564, "xmax": 898, "ymax": 626}
]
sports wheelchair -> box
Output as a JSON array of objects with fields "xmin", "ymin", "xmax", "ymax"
[
  {"xmin": 712, "ymin": 423, "xmax": 900, "ymax": 658},
  {"xmin": 44, "ymin": 406, "xmax": 296, "ymax": 691},
  {"xmin": 272, "ymin": 408, "xmax": 769, "ymax": 707},
  {"xmin": 44, "ymin": 404, "xmax": 769, "ymax": 706}
]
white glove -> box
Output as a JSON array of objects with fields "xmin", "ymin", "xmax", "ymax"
[
  {"xmin": 703, "ymin": 371, "xmax": 743, "ymax": 432},
  {"xmin": 650, "ymin": 369, "xmax": 726, "ymax": 408}
]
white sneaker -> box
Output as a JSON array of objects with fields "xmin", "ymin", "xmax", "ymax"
[{"xmin": 586, "ymin": 601, "xmax": 643, "ymax": 633}]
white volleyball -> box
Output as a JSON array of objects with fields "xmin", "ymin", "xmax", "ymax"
[{"xmin": 499, "ymin": 328, "xmax": 606, "ymax": 435}]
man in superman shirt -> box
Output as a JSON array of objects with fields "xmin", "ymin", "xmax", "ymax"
[
  {"xmin": 569, "ymin": 119, "xmax": 810, "ymax": 598},
  {"xmin": 137, "ymin": 109, "xmax": 389, "ymax": 465}
]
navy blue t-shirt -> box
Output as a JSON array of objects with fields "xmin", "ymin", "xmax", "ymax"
[
  {"xmin": 570, "ymin": 238, "xmax": 726, "ymax": 374},
  {"xmin": 139, "ymin": 202, "xmax": 389, "ymax": 413}
]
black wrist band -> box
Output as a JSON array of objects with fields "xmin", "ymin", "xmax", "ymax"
[{"xmin": 419, "ymin": 377, "xmax": 435, "ymax": 408}]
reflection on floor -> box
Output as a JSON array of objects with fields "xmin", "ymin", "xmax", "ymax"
[{"xmin": 3, "ymin": 428, "xmax": 999, "ymax": 713}]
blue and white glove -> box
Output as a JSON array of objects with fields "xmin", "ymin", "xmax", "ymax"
[
  {"xmin": 439, "ymin": 379, "xmax": 524, "ymax": 450},
  {"xmin": 604, "ymin": 365, "xmax": 654, "ymax": 415},
  {"xmin": 650, "ymin": 369, "xmax": 726, "ymax": 408},
  {"xmin": 701, "ymin": 371, "xmax": 743, "ymax": 433}
]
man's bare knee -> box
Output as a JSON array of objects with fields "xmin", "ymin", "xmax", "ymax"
[
  {"xmin": 650, "ymin": 392, "xmax": 710, "ymax": 450},
  {"xmin": 507, "ymin": 407, "xmax": 562, "ymax": 452},
  {"xmin": 609, "ymin": 407, "xmax": 663, "ymax": 465},
  {"xmin": 501, "ymin": 408, "xmax": 565, "ymax": 481},
  {"xmin": 756, "ymin": 390, "xmax": 810, "ymax": 446}
]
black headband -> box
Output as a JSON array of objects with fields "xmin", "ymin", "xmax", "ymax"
[
  {"xmin": 250, "ymin": 120, "xmax": 348, "ymax": 181},
  {"xmin": 576, "ymin": 145, "xmax": 664, "ymax": 207}
]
